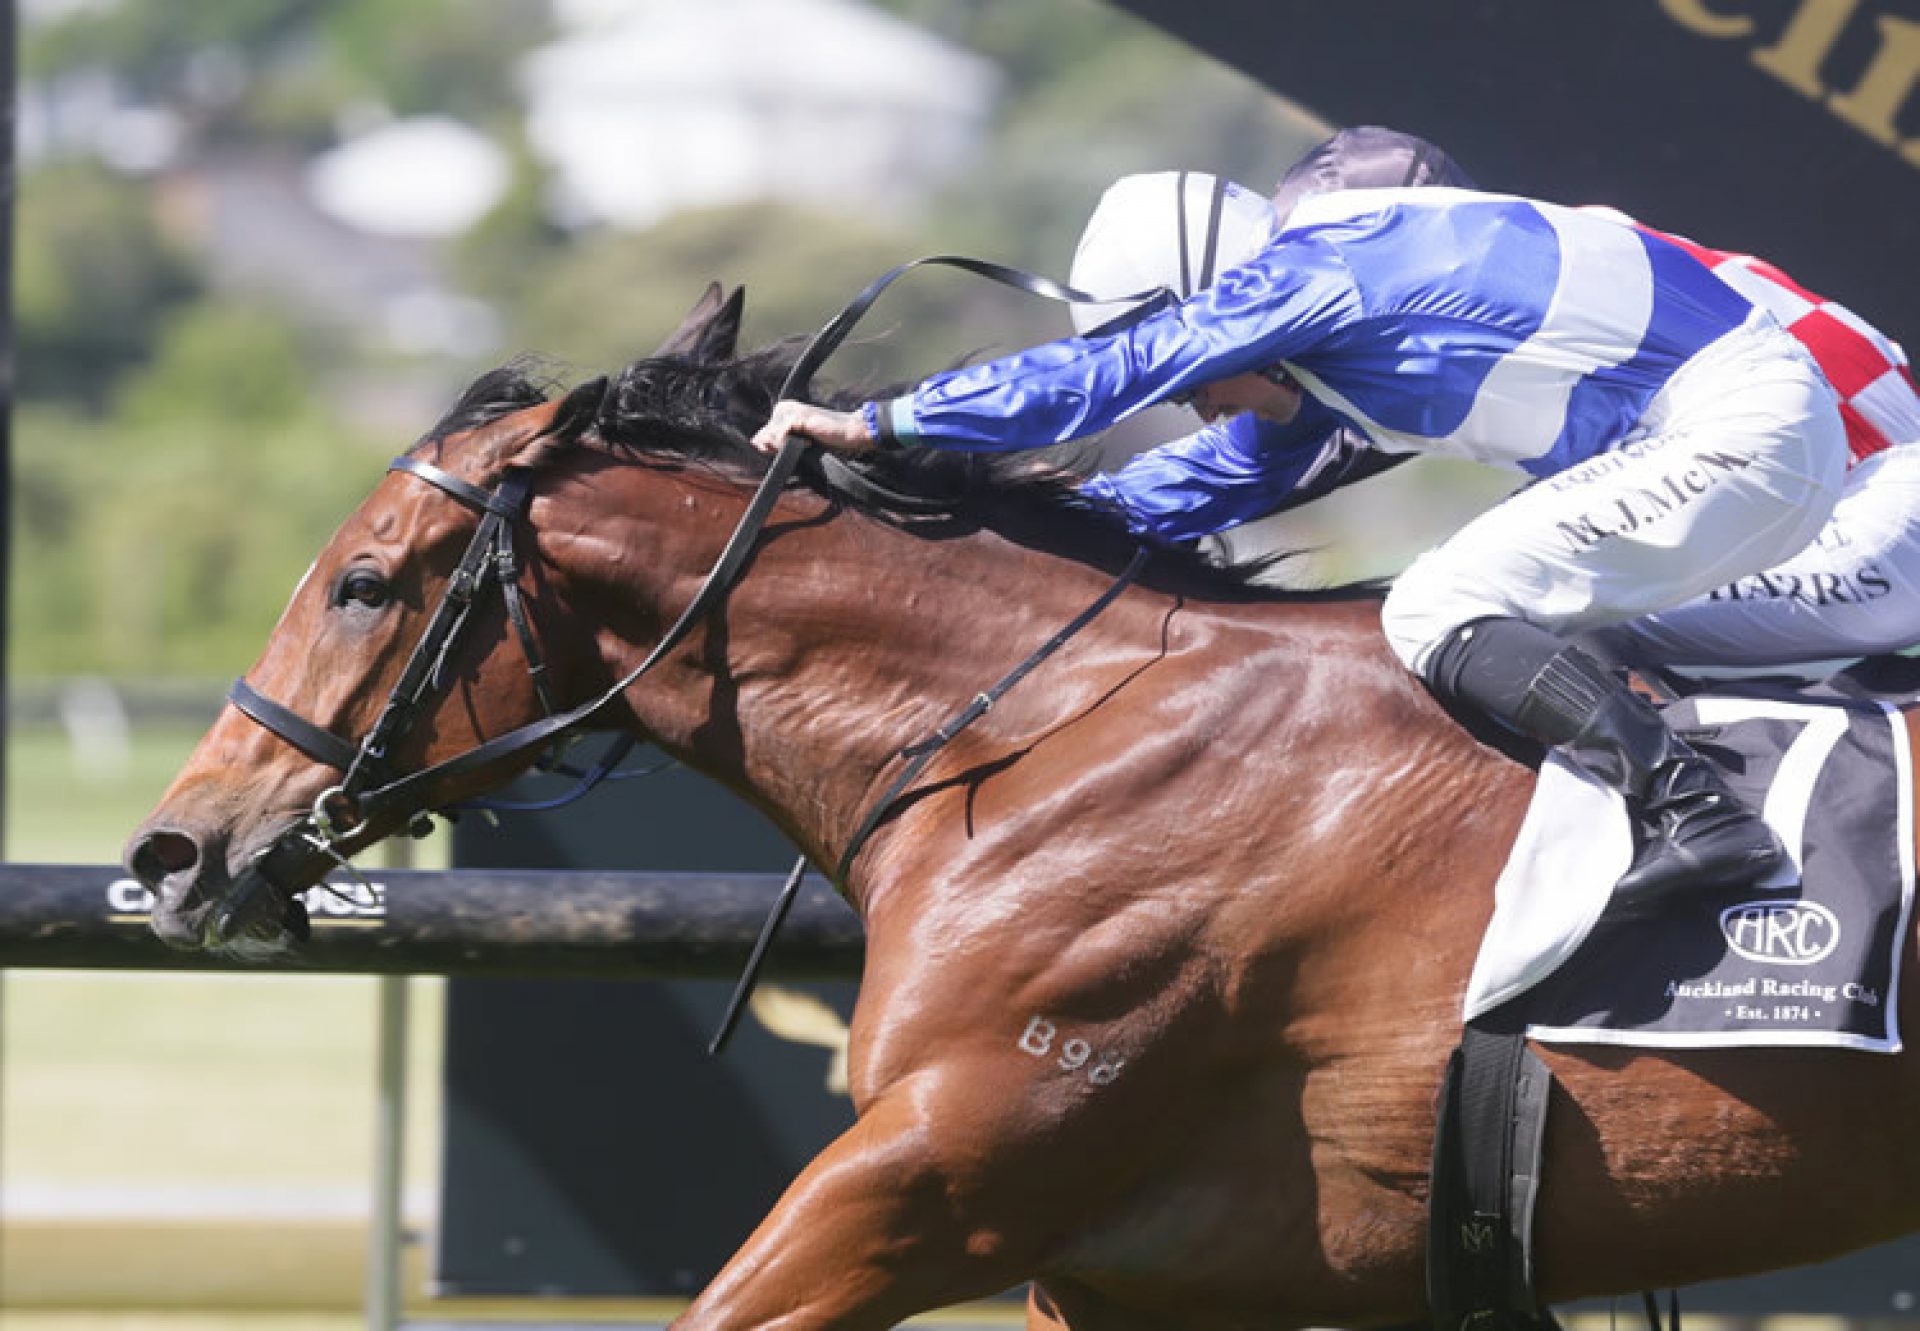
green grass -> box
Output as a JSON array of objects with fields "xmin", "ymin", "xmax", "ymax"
[
  {"xmin": 1, "ymin": 718, "xmax": 449, "ymax": 1314},
  {"xmin": 4, "ymin": 720, "xmax": 213, "ymax": 866},
  {"xmin": 2, "ymin": 969, "xmax": 445, "ymax": 1190}
]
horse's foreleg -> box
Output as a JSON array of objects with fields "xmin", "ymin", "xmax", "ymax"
[
  {"xmin": 1027, "ymin": 1278, "xmax": 1200, "ymax": 1331},
  {"xmin": 670, "ymin": 1091, "xmax": 1034, "ymax": 1331},
  {"xmin": 1027, "ymin": 1284, "xmax": 1070, "ymax": 1330}
]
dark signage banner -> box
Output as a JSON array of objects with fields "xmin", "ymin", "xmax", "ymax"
[
  {"xmin": 438, "ymin": 743, "xmax": 857, "ymax": 1298},
  {"xmin": 1112, "ymin": 0, "xmax": 1920, "ymax": 338}
]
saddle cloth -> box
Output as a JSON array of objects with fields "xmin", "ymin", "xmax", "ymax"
[{"xmin": 1465, "ymin": 686, "xmax": 1914, "ymax": 1052}]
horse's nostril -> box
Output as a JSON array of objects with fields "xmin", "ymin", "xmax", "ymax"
[{"xmin": 130, "ymin": 830, "xmax": 202, "ymax": 886}]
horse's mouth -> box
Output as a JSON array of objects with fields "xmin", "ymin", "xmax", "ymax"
[
  {"xmin": 144, "ymin": 825, "xmax": 324, "ymax": 958},
  {"xmin": 199, "ymin": 859, "xmax": 314, "ymax": 958}
]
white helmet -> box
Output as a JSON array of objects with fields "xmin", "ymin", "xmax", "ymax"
[{"xmin": 1068, "ymin": 171, "xmax": 1279, "ymax": 335}]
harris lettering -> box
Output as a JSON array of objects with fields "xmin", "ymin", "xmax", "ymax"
[{"xmin": 1706, "ymin": 561, "xmax": 1894, "ymax": 604}]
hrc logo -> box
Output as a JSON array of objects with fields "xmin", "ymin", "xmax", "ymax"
[{"xmin": 1719, "ymin": 899, "xmax": 1842, "ymax": 965}]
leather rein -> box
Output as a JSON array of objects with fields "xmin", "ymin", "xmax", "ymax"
[
  {"xmin": 218, "ymin": 253, "xmax": 1166, "ymax": 950},
  {"xmin": 216, "ymin": 424, "xmax": 813, "ymax": 943}
]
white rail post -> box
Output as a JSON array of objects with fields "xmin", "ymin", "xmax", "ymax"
[{"xmin": 368, "ymin": 840, "xmax": 413, "ymax": 1330}]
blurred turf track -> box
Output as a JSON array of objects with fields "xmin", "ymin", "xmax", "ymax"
[{"xmin": 2, "ymin": 719, "xmax": 449, "ymax": 1314}]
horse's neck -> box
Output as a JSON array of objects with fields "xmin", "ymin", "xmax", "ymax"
[
  {"xmin": 584, "ymin": 487, "xmax": 1154, "ymax": 868},
  {"xmin": 562, "ymin": 466, "xmax": 1518, "ymax": 922}
]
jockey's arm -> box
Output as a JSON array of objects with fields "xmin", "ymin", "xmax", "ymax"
[
  {"xmin": 761, "ymin": 235, "xmax": 1352, "ymax": 458},
  {"xmin": 753, "ymin": 399, "xmax": 877, "ymax": 455},
  {"xmin": 1082, "ymin": 402, "xmax": 1408, "ymax": 543}
]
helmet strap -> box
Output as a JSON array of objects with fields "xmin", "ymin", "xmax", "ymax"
[
  {"xmin": 1174, "ymin": 170, "xmax": 1232, "ymax": 298},
  {"xmin": 1197, "ymin": 173, "xmax": 1229, "ymax": 291}
]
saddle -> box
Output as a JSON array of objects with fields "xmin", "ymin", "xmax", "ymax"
[{"xmin": 1428, "ymin": 652, "xmax": 1920, "ymax": 1331}]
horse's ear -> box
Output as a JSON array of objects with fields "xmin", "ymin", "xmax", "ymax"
[
  {"xmin": 655, "ymin": 282, "xmax": 745, "ymax": 362},
  {"xmin": 502, "ymin": 375, "xmax": 607, "ymax": 470},
  {"xmin": 548, "ymin": 375, "xmax": 609, "ymax": 443}
]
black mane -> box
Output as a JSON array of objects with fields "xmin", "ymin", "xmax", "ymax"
[
  {"xmin": 601, "ymin": 343, "xmax": 807, "ymax": 465},
  {"xmin": 422, "ymin": 356, "xmax": 564, "ymax": 442},
  {"xmin": 431, "ymin": 346, "xmax": 1376, "ymax": 601}
]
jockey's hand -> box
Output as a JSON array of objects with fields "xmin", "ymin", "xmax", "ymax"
[{"xmin": 751, "ymin": 401, "xmax": 877, "ymax": 456}]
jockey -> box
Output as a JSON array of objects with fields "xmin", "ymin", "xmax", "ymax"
[
  {"xmin": 1062, "ymin": 128, "xmax": 1477, "ymax": 527},
  {"xmin": 750, "ymin": 170, "xmax": 1850, "ymax": 919},
  {"xmin": 1252, "ymin": 127, "xmax": 1920, "ymax": 678}
]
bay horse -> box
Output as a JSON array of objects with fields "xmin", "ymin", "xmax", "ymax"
[{"xmin": 126, "ymin": 284, "xmax": 1920, "ymax": 1331}]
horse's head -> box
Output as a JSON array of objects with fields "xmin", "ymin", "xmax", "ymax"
[{"xmin": 124, "ymin": 284, "xmax": 748, "ymax": 956}]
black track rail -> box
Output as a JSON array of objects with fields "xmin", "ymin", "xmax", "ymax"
[{"xmin": 0, "ymin": 864, "xmax": 863, "ymax": 979}]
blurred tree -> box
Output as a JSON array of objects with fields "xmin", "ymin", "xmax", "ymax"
[
  {"xmin": 319, "ymin": 0, "xmax": 553, "ymax": 126},
  {"xmin": 23, "ymin": 0, "xmax": 327, "ymax": 114},
  {"xmin": 116, "ymin": 300, "xmax": 321, "ymax": 428},
  {"xmin": 15, "ymin": 163, "xmax": 202, "ymax": 410},
  {"xmin": 473, "ymin": 1, "xmax": 1325, "ymax": 393},
  {"xmin": 449, "ymin": 129, "xmax": 570, "ymax": 310},
  {"xmin": 13, "ymin": 292, "xmax": 387, "ymax": 676},
  {"xmin": 876, "ymin": 0, "xmax": 1133, "ymax": 88},
  {"xmin": 11, "ymin": 405, "xmax": 103, "ymax": 671},
  {"xmin": 480, "ymin": 202, "xmax": 966, "ymax": 391},
  {"xmin": 13, "ymin": 405, "xmax": 387, "ymax": 677},
  {"xmin": 928, "ymin": 7, "xmax": 1328, "ymax": 275},
  {"xmin": 6, "ymin": 0, "xmax": 1359, "ymax": 684},
  {"xmin": 27, "ymin": 0, "xmax": 553, "ymax": 150}
]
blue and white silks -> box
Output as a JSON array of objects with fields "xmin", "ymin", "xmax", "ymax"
[{"xmin": 873, "ymin": 189, "xmax": 1758, "ymax": 541}]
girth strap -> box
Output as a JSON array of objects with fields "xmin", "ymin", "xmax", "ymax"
[{"xmin": 1427, "ymin": 1020, "xmax": 1555, "ymax": 1331}]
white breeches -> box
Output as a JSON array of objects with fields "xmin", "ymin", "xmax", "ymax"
[
  {"xmin": 1382, "ymin": 317, "xmax": 1849, "ymax": 677},
  {"xmin": 1597, "ymin": 443, "xmax": 1920, "ymax": 670}
]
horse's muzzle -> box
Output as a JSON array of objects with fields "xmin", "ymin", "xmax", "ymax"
[
  {"xmin": 213, "ymin": 862, "xmax": 314, "ymax": 947},
  {"xmin": 125, "ymin": 820, "xmax": 318, "ymax": 952},
  {"xmin": 125, "ymin": 824, "xmax": 225, "ymax": 950}
]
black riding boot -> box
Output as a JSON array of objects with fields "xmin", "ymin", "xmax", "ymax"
[{"xmin": 1426, "ymin": 618, "xmax": 1785, "ymax": 920}]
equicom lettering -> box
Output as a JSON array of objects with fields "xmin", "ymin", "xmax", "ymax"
[
  {"xmin": 1661, "ymin": 0, "xmax": 1920, "ymax": 169},
  {"xmin": 106, "ymin": 876, "xmax": 386, "ymax": 919}
]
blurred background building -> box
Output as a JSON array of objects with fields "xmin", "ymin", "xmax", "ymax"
[{"xmin": 6, "ymin": 0, "xmax": 1354, "ymax": 693}]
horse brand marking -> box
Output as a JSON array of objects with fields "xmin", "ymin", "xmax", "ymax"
[
  {"xmin": 1719, "ymin": 899, "xmax": 1841, "ymax": 965},
  {"xmin": 1017, "ymin": 1016, "xmax": 1125, "ymax": 1085}
]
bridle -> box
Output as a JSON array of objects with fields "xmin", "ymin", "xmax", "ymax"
[
  {"xmin": 232, "ymin": 457, "xmax": 554, "ymax": 807},
  {"xmin": 214, "ymin": 252, "xmax": 1169, "ymax": 949},
  {"xmin": 223, "ymin": 456, "xmax": 553, "ymax": 939},
  {"xmin": 216, "ymin": 415, "xmax": 816, "ymax": 944}
]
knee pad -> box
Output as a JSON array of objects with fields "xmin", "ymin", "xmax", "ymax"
[{"xmin": 1421, "ymin": 616, "xmax": 1564, "ymax": 714}]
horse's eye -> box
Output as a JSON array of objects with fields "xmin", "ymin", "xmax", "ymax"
[{"xmin": 335, "ymin": 569, "xmax": 392, "ymax": 610}]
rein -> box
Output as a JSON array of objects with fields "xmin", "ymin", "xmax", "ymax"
[
  {"xmin": 706, "ymin": 542, "xmax": 1149, "ymax": 1053},
  {"xmin": 217, "ymin": 432, "xmax": 813, "ymax": 941},
  {"xmin": 219, "ymin": 253, "xmax": 1163, "ymax": 975}
]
